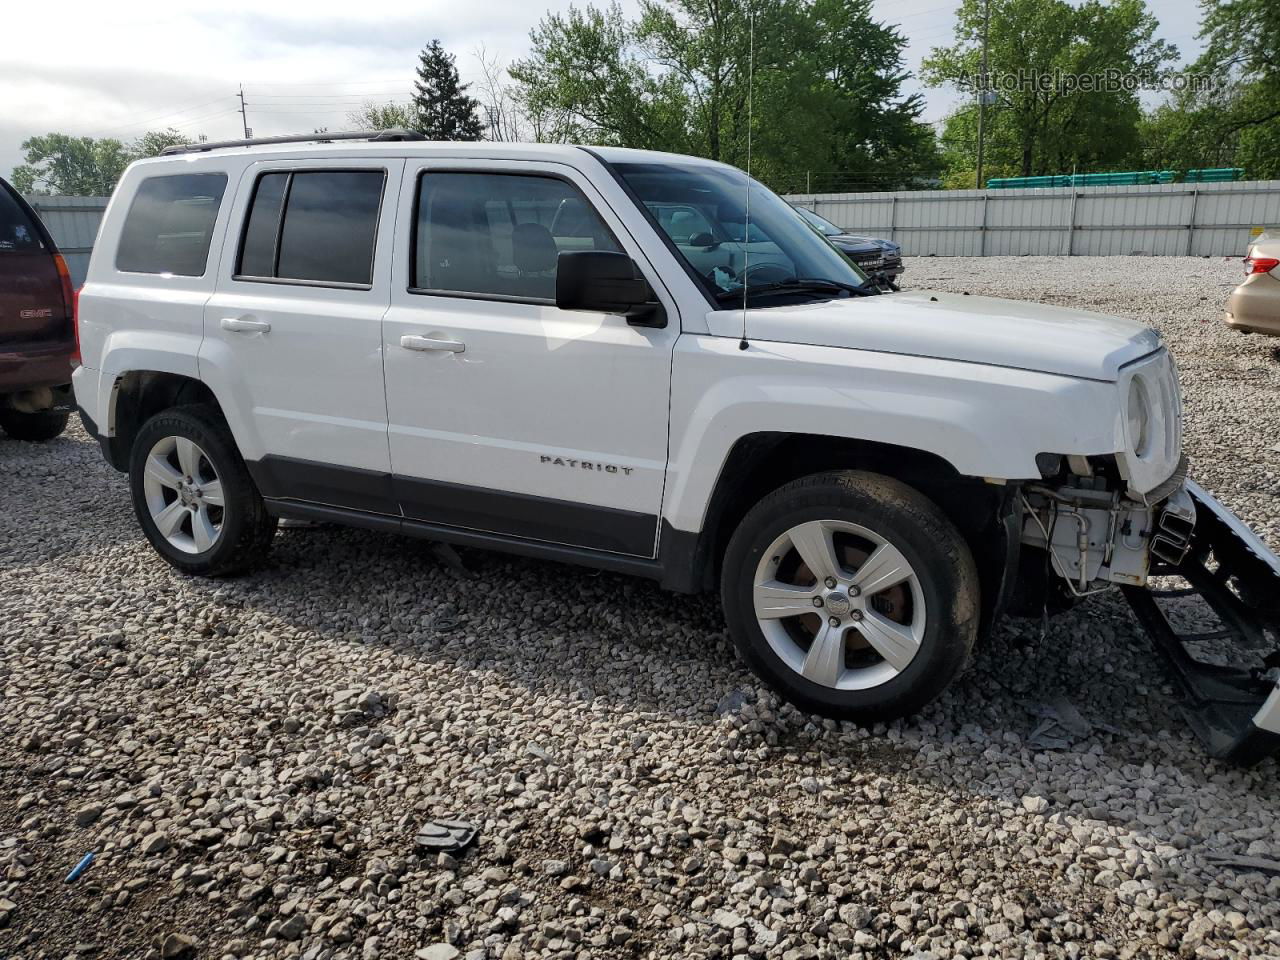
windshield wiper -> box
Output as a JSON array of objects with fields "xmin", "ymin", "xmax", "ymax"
[
  {"xmin": 856, "ymin": 275, "xmax": 896, "ymax": 294},
  {"xmin": 713, "ymin": 277, "xmax": 871, "ymax": 303}
]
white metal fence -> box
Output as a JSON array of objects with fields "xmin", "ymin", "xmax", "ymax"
[
  {"xmin": 23, "ymin": 180, "xmax": 1280, "ymax": 281},
  {"xmin": 24, "ymin": 195, "xmax": 109, "ymax": 287},
  {"xmin": 786, "ymin": 180, "xmax": 1280, "ymax": 258}
]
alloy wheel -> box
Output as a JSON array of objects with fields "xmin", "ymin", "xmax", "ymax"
[
  {"xmin": 141, "ymin": 435, "xmax": 225, "ymax": 554},
  {"xmin": 752, "ymin": 519, "xmax": 927, "ymax": 691}
]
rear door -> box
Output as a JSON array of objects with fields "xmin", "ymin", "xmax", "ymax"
[
  {"xmin": 201, "ymin": 159, "xmax": 403, "ymax": 513},
  {"xmin": 0, "ymin": 181, "xmax": 67, "ymax": 345}
]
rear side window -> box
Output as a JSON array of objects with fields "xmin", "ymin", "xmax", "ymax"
[
  {"xmin": 116, "ymin": 174, "xmax": 227, "ymax": 276},
  {"xmin": 413, "ymin": 172, "xmax": 621, "ymax": 302},
  {"xmin": 236, "ymin": 170, "xmax": 385, "ymax": 287},
  {"xmin": 237, "ymin": 173, "xmax": 288, "ymax": 279},
  {"xmin": 0, "ymin": 187, "xmax": 45, "ymax": 253}
]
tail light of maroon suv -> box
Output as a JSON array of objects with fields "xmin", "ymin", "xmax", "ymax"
[{"xmin": 0, "ymin": 178, "xmax": 76, "ymax": 442}]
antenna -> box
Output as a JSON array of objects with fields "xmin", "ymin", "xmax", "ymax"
[{"xmin": 739, "ymin": 8, "xmax": 754, "ymax": 351}]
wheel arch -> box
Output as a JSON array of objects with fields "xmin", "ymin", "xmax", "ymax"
[
  {"xmin": 100, "ymin": 370, "xmax": 226, "ymax": 471},
  {"xmin": 659, "ymin": 431, "xmax": 1020, "ymax": 637}
]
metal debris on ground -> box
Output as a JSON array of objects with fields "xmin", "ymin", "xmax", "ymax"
[
  {"xmin": 1023, "ymin": 696, "xmax": 1109, "ymax": 750},
  {"xmin": 1204, "ymin": 854, "xmax": 1280, "ymax": 876},
  {"xmin": 415, "ymin": 819, "xmax": 478, "ymax": 853}
]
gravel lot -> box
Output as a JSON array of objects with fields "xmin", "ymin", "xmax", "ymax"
[{"xmin": 2, "ymin": 256, "xmax": 1279, "ymax": 960}]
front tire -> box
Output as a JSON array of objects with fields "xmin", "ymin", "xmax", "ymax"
[
  {"xmin": 721, "ymin": 470, "xmax": 979, "ymax": 723},
  {"xmin": 129, "ymin": 405, "xmax": 277, "ymax": 576},
  {"xmin": 0, "ymin": 407, "xmax": 70, "ymax": 442}
]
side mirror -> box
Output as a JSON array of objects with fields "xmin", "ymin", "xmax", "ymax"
[{"xmin": 556, "ymin": 251, "xmax": 666, "ymax": 328}]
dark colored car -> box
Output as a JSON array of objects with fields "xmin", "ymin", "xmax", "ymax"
[
  {"xmin": 793, "ymin": 205, "xmax": 904, "ymax": 288},
  {"xmin": 0, "ymin": 178, "xmax": 76, "ymax": 441}
]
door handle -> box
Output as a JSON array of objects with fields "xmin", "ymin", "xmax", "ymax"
[
  {"xmin": 401, "ymin": 334, "xmax": 465, "ymax": 354},
  {"xmin": 221, "ymin": 317, "xmax": 271, "ymax": 334}
]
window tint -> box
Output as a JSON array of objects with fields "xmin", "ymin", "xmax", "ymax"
[
  {"xmin": 414, "ymin": 173, "xmax": 621, "ymax": 301},
  {"xmin": 235, "ymin": 170, "xmax": 385, "ymax": 286},
  {"xmin": 278, "ymin": 172, "xmax": 384, "ymax": 285},
  {"xmin": 116, "ymin": 174, "xmax": 227, "ymax": 276},
  {"xmin": 0, "ymin": 187, "xmax": 44, "ymax": 253},
  {"xmin": 237, "ymin": 173, "xmax": 288, "ymax": 278}
]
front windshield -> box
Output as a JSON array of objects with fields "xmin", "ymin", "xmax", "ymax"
[
  {"xmin": 794, "ymin": 206, "xmax": 843, "ymax": 237},
  {"xmin": 612, "ymin": 161, "xmax": 867, "ymax": 305}
]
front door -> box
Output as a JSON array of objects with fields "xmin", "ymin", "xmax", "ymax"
[
  {"xmin": 382, "ymin": 161, "xmax": 677, "ymax": 557},
  {"xmin": 202, "ymin": 159, "xmax": 404, "ymax": 512}
]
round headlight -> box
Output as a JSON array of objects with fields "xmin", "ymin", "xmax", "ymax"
[{"xmin": 1127, "ymin": 378, "xmax": 1151, "ymax": 457}]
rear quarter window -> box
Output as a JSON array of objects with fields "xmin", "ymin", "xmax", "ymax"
[
  {"xmin": 0, "ymin": 186, "xmax": 46, "ymax": 253},
  {"xmin": 235, "ymin": 170, "xmax": 386, "ymax": 287},
  {"xmin": 116, "ymin": 173, "xmax": 228, "ymax": 277}
]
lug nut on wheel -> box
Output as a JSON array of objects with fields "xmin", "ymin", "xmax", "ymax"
[
  {"xmin": 828, "ymin": 616, "xmax": 841, "ymax": 628},
  {"xmin": 849, "ymin": 610, "xmax": 863, "ymax": 622},
  {"xmin": 812, "ymin": 596, "xmax": 823, "ymax": 607},
  {"xmin": 824, "ymin": 577, "xmax": 837, "ymax": 589}
]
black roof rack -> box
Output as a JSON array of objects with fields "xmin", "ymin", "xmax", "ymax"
[{"xmin": 159, "ymin": 129, "xmax": 426, "ymax": 156}]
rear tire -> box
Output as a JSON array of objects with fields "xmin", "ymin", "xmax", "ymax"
[
  {"xmin": 129, "ymin": 405, "xmax": 276, "ymax": 576},
  {"xmin": 721, "ymin": 470, "xmax": 980, "ymax": 723},
  {"xmin": 0, "ymin": 407, "xmax": 70, "ymax": 442}
]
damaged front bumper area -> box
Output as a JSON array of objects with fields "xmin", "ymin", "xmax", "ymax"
[
  {"xmin": 1022, "ymin": 475, "xmax": 1280, "ymax": 766},
  {"xmin": 1124, "ymin": 481, "xmax": 1280, "ymax": 765}
]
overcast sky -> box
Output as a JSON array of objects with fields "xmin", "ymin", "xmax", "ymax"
[{"xmin": 2, "ymin": 0, "xmax": 1206, "ymax": 189}]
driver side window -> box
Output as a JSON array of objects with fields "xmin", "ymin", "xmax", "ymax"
[{"xmin": 411, "ymin": 172, "xmax": 622, "ymax": 303}]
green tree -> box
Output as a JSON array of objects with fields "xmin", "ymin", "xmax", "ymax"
[
  {"xmin": 1200, "ymin": 0, "xmax": 1278, "ymax": 91},
  {"xmin": 510, "ymin": 0, "xmax": 938, "ymax": 190},
  {"xmin": 11, "ymin": 134, "xmax": 132, "ymax": 195},
  {"xmin": 348, "ymin": 101, "xmax": 417, "ymax": 132},
  {"xmin": 510, "ymin": 3, "xmax": 688, "ymax": 149},
  {"xmin": 412, "ymin": 39, "xmax": 484, "ymax": 140},
  {"xmin": 632, "ymin": 0, "xmax": 765, "ymax": 164},
  {"xmin": 1135, "ymin": 0, "xmax": 1280, "ymax": 179},
  {"xmin": 10, "ymin": 128, "xmax": 207, "ymax": 195},
  {"xmin": 130, "ymin": 128, "xmax": 198, "ymax": 157},
  {"xmin": 798, "ymin": 0, "xmax": 940, "ymax": 190},
  {"xmin": 923, "ymin": 0, "xmax": 1176, "ymax": 182}
]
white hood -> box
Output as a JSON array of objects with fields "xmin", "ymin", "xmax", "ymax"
[{"xmin": 734, "ymin": 291, "xmax": 1162, "ymax": 381}]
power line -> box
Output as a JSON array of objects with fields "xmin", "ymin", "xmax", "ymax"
[
  {"xmin": 877, "ymin": 2, "xmax": 959, "ymax": 22},
  {"xmin": 160, "ymin": 107, "xmax": 242, "ymax": 131},
  {"xmin": 241, "ymin": 78, "xmax": 413, "ymax": 87},
  {"xmin": 246, "ymin": 101, "xmax": 414, "ymax": 110},
  {"xmin": 898, "ymin": 25, "xmax": 962, "ymax": 45},
  {"xmin": 249, "ymin": 106, "xmax": 412, "ymax": 116},
  {"xmin": 86, "ymin": 94, "xmax": 238, "ymax": 138},
  {"xmin": 246, "ymin": 91, "xmax": 411, "ymax": 100}
]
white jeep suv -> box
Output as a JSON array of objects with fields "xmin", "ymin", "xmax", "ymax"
[{"xmin": 73, "ymin": 133, "xmax": 1280, "ymax": 763}]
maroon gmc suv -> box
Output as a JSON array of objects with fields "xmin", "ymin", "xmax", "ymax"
[{"xmin": 0, "ymin": 178, "xmax": 76, "ymax": 442}]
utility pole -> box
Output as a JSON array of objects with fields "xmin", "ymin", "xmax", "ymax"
[
  {"xmin": 975, "ymin": 0, "xmax": 990, "ymax": 190},
  {"xmin": 238, "ymin": 85, "xmax": 250, "ymax": 139}
]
